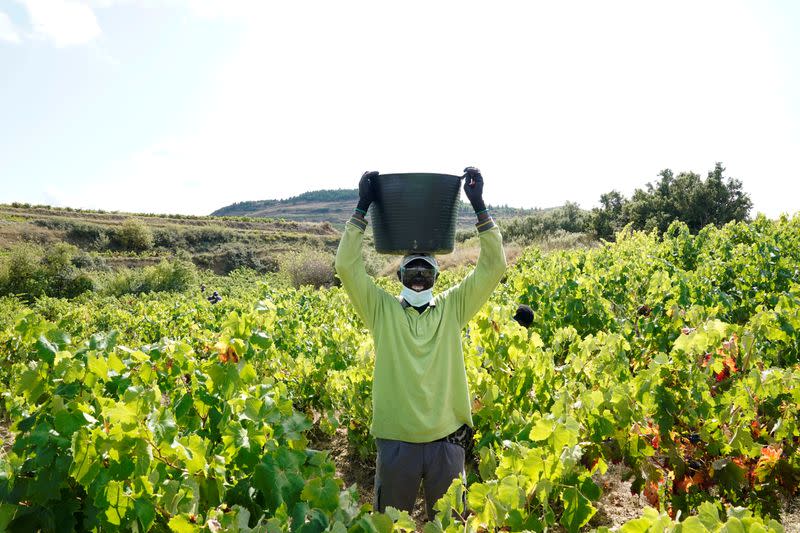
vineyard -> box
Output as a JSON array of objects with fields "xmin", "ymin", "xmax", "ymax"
[{"xmin": 1, "ymin": 216, "xmax": 799, "ymax": 532}]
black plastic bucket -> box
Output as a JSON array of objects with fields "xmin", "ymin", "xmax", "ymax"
[{"xmin": 370, "ymin": 173, "xmax": 462, "ymax": 255}]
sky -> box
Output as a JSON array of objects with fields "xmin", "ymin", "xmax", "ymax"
[{"xmin": 1, "ymin": 0, "xmax": 799, "ymax": 217}]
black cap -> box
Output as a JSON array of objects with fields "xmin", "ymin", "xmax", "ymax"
[{"xmin": 513, "ymin": 304, "xmax": 533, "ymax": 328}]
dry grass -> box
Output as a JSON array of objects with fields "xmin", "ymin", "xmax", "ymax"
[
  {"xmin": 379, "ymin": 243, "xmax": 524, "ymax": 278},
  {"xmin": 0, "ymin": 222, "xmax": 61, "ymax": 247}
]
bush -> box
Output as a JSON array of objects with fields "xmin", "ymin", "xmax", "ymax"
[
  {"xmin": 66, "ymin": 222, "xmax": 107, "ymax": 245},
  {"xmin": 0, "ymin": 243, "xmax": 48, "ymax": 299},
  {"xmin": 113, "ymin": 219, "xmax": 155, "ymax": 251},
  {"xmin": 71, "ymin": 251, "xmax": 109, "ymax": 271},
  {"xmin": 219, "ymin": 243, "xmax": 278, "ymax": 274},
  {"xmin": 279, "ymin": 248, "xmax": 336, "ymax": 288},
  {"xmin": 146, "ymin": 257, "xmax": 197, "ymax": 292},
  {"xmin": 90, "ymin": 233, "xmax": 111, "ymax": 251},
  {"xmin": 152, "ymin": 227, "xmax": 187, "ymax": 250},
  {"xmin": 100, "ymin": 257, "xmax": 198, "ymax": 296},
  {"xmin": 0, "ymin": 242, "xmax": 96, "ymax": 300},
  {"xmin": 498, "ymin": 203, "xmax": 589, "ymax": 245},
  {"xmin": 361, "ymin": 244, "xmax": 388, "ymax": 277},
  {"xmin": 182, "ymin": 225, "xmax": 234, "ymax": 249}
]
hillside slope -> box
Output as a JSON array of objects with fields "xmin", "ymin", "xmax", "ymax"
[
  {"xmin": 0, "ymin": 203, "xmax": 339, "ymax": 274},
  {"xmin": 212, "ymin": 189, "xmax": 551, "ymax": 229}
]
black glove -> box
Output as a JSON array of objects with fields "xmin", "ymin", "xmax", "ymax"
[
  {"xmin": 463, "ymin": 166, "xmax": 486, "ymax": 212},
  {"xmin": 357, "ymin": 171, "xmax": 378, "ymax": 213}
]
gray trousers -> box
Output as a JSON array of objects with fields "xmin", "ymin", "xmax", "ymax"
[{"xmin": 374, "ymin": 438, "xmax": 465, "ymax": 520}]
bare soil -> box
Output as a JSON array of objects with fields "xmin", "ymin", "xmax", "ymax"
[
  {"xmin": 782, "ymin": 497, "xmax": 800, "ymax": 533},
  {"xmin": 588, "ymin": 462, "xmax": 650, "ymax": 529}
]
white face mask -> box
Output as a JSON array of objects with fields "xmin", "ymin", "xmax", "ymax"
[{"xmin": 401, "ymin": 286, "xmax": 434, "ymax": 307}]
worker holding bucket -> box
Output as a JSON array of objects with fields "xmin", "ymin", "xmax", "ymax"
[{"xmin": 334, "ymin": 167, "xmax": 506, "ymax": 519}]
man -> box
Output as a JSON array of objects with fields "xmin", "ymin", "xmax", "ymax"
[
  {"xmin": 207, "ymin": 290, "xmax": 222, "ymax": 304},
  {"xmin": 334, "ymin": 167, "xmax": 506, "ymax": 519}
]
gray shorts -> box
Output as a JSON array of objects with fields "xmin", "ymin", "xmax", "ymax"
[{"xmin": 374, "ymin": 438, "xmax": 466, "ymax": 520}]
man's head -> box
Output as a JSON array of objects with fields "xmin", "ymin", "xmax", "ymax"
[
  {"xmin": 513, "ymin": 304, "xmax": 534, "ymax": 328},
  {"xmin": 397, "ymin": 254, "xmax": 439, "ymax": 292}
]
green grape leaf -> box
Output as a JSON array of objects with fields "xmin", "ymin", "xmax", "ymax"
[
  {"xmin": 70, "ymin": 429, "xmax": 100, "ymax": 485},
  {"xmin": 766, "ymin": 519, "xmax": 786, "ymax": 533},
  {"xmin": 16, "ymin": 369, "xmax": 45, "ymax": 404},
  {"xmin": 720, "ymin": 517, "xmax": 746, "ymax": 533},
  {"xmin": 54, "ymin": 409, "xmax": 83, "ymax": 437},
  {"xmin": 0, "ymin": 504, "xmax": 17, "ymax": 531},
  {"xmin": 181, "ymin": 434, "xmax": 209, "ymax": 474},
  {"xmin": 104, "ymin": 480, "xmax": 132, "ymax": 527},
  {"xmin": 423, "ymin": 521, "xmax": 444, "ymax": 533},
  {"xmin": 384, "ymin": 506, "xmax": 416, "ymax": 531},
  {"xmin": 279, "ymin": 412, "xmax": 311, "ymax": 442},
  {"xmin": 559, "ymin": 486, "xmax": 595, "ymax": 533},
  {"xmin": 207, "ymin": 364, "xmax": 240, "ymax": 400},
  {"xmin": 36, "ymin": 335, "xmax": 58, "ymax": 366},
  {"xmin": 87, "ymin": 354, "xmax": 109, "ymax": 380},
  {"xmin": 355, "ymin": 513, "xmax": 394, "ymax": 533},
  {"xmin": 168, "ymin": 514, "xmax": 201, "ymax": 533},
  {"xmin": 552, "ymin": 419, "xmax": 580, "ymax": 451},
  {"xmin": 478, "ymin": 447, "xmax": 496, "ymax": 480},
  {"xmin": 134, "ymin": 498, "xmax": 156, "ymax": 532},
  {"xmin": 496, "ymin": 476, "xmax": 525, "ymax": 510},
  {"xmin": 530, "ymin": 418, "xmax": 554, "ymax": 441},
  {"xmin": 619, "ymin": 516, "xmax": 652, "ymax": 533},
  {"xmin": 580, "ymin": 477, "xmax": 601, "ymax": 501},
  {"xmin": 679, "ymin": 516, "xmax": 711, "ymax": 532},
  {"xmin": 105, "ymin": 400, "xmax": 138, "ymax": 427},
  {"xmin": 301, "ymin": 477, "xmax": 340, "ymax": 512},
  {"xmin": 149, "ymin": 407, "xmax": 178, "ymax": 442},
  {"xmin": 107, "ymin": 352, "xmax": 126, "ymax": 374},
  {"xmin": 253, "ymin": 452, "xmax": 304, "ymax": 513},
  {"xmin": 697, "ymin": 501, "xmax": 722, "ymax": 528}
]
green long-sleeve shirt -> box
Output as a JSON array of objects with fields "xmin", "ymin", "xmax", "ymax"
[{"xmin": 334, "ymin": 214, "xmax": 506, "ymax": 442}]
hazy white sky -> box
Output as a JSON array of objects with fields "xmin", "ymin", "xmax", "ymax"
[{"xmin": 1, "ymin": 0, "xmax": 799, "ymax": 217}]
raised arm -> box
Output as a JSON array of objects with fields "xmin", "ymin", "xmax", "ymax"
[
  {"xmin": 334, "ymin": 171, "xmax": 384, "ymax": 330},
  {"xmin": 444, "ymin": 167, "xmax": 507, "ymax": 328}
]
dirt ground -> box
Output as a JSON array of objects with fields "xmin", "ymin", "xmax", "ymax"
[
  {"xmin": 588, "ymin": 462, "xmax": 650, "ymax": 529},
  {"xmin": 782, "ymin": 498, "xmax": 800, "ymax": 533}
]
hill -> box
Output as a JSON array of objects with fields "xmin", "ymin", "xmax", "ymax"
[
  {"xmin": 211, "ymin": 189, "xmax": 551, "ymax": 229},
  {"xmin": 0, "ymin": 203, "xmax": 339, "ymax": 275}
]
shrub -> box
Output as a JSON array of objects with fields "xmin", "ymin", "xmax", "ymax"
[
  {"xmin": 0, "ymin": 243, "xmax": 48, "ymax": 299},
  {"xmin": 146, "ymin": 257, "xmax": 197, "ymax": 292},
  {"xmin": 113, "ymin": 219, "xmax": 154, "ymax": 251},
  {"xmin": 361, "ymin": 244, "xmax": 388, "ymax": 277},
  {"xmin": 182, "ymin": 225, "xmax": 234, "ymax": 248},
  {"xmin": 71, "ymin": 251, "xmax": 109, "ymax": 271},
  {"xmin": 152, "ymin": 227, "xmax": 187, "ymax": 250},
  {"xmin": 99, "ymin": 268, "xmax": 145, "ymax": 296},
  {"xmin": 66, "ymin": 222, "xmax": 107, "ymax": 245},
  {"xmin": 0, "ymin": 242, "xmax": 96, "ymax": 300},
  {"xmin": 219, "ymin": 243, "xmax": 278, "ymax": 274},
  {"xmin": 100, "ymin": 257, "xmax": 198, "ymax": 296},
  {"xmin": 279, "ymin": 248, "xmax": 336, "ymax": 288}
]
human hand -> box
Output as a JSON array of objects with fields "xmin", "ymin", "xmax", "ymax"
[
  {"xmin": 358, "ymin": 171, "xmax": 378, "ymax": 212},
  {"xmin": 463, "ymin": 166, "xmax": 486, "ymax": 212}
]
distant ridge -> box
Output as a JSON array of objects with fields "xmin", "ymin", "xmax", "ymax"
[{"xmin": 211, "ymin": 189, "xmax": 550, "ymax": 229}]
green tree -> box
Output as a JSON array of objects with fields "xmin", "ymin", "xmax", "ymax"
[
  {"xmin": 589, "ymin": 190, "xmax": 625, "ymax": 241},
  {"xmin": 592, "ymin": 163, "xmax": 752, "ymax": 240}
]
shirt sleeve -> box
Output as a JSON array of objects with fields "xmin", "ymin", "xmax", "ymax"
[
  {"xmin": 334, "ymin": 215, "xmax": 385, "ymax": 330},
  {"xmin": 443, "ymin": 218, "xmax": 507, "ymax": 329}
]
